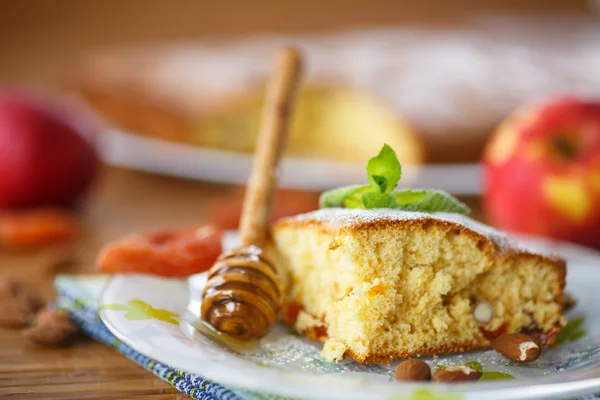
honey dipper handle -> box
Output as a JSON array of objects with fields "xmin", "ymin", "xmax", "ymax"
[{"xmin": 238, "ymin": 46, "xmax": 303, "ymax": 247}]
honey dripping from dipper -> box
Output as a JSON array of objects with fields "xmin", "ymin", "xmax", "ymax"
[
  {"xmin": 200, "ymin": 246, "xmax": 280, "ymax": 342},
  {"xmin": 199, "ymin": 46, "xmax": 302, "ymax": 346}
]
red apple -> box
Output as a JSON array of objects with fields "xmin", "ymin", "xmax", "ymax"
[
  {"xmin": 483, "ymin": 96, "xmax": 600, "ymax": 249},
  {"xmin": 0, "ymin": 91, "xmax": 99, "ymax": 208}
]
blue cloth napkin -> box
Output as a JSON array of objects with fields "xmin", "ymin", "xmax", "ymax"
[{"xmin": 54, "ymin": 275, "xmax": 296, "ymax": 400}]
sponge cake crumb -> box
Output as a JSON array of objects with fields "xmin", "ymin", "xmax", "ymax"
[{"xmin": 273, "ymin": 208, "xmax": 566, "ymax": 363}]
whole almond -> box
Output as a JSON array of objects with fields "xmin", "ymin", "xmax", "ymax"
[
  {"xmin": 22, "ymin": 308, "xmax": 78, "ymax": 347},
  {"xmin": 492, "ymin": 333, "xmax": 541, "ymax": 363},
  {"xmin": 432, "ymin": 366, "xmax": 482, "ymax": 383},
  {"xmin": 395, "ymin": 359, "xmax": 431, "ymax": 382},
  {"xmin": 0, "ymin": 297, "xmax": 30, "ymax": 327},
  {"xmin": 0, "ymin": 277, "xmax": 43, "ymax": 328},
  {"xmin": 473, "ymin": 301, "xmax": 493, "ymax": 324}
]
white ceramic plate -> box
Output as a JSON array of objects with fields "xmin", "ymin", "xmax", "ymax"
[
  {"xmin": 98, "ymin": 129, "xmax": 481, "ymax": 195},
  {"xmin": 99, "ymin": 233, "xmax": 600, "ymax": 400}
]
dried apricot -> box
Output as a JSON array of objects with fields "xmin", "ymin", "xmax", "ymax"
[
  {"xmin": 0, "ymin": 208, "xmax": 79, "ymax": 248},
  {"xmin": 97, "ymin": 225, "xmax": 222, "ymax": 277}
]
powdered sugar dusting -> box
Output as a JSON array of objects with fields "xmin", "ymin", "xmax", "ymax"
[{"xmin": 281, "ymin": 208, "xmax": 557, "ymax": 258}]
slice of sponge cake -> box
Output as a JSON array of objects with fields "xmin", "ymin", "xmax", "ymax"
[{"xmin": 272, "ymin": 208, "xmax": 566, "ymax": 364}]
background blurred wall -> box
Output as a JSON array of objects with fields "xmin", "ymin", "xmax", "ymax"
[{"xmin": 0, "ymin": 0, "xmax": 593, "ymax": 89}]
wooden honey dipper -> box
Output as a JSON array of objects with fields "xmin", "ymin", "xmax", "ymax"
[{"xmin": 201, "ymin": 47, "xmax": 302, "ymax": 341}]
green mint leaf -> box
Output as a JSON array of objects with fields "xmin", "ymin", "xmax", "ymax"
[
  {"xmin": 371, "ymin": 175, "xmax": 388, "ymax": 193},
  {"xmin": 570, "ymin": 330, "xmax": 586, "ymax": 341},
  {"xmin": 393, "ymin": 189, "xmax": 471, "ymax": 215},
  {"xmin": 366, "ymin": 144, "xmax": 401, "ymax": 193},
  {"xmin": 318, "ymin": 143, "xmax": 470, "ymax": 216},
  {"xmin": 393, "ymin": 189, "xmax": 428, "ymax": 206},
  {"xmin": 556, "ymin": 317, "xmax": 586, "ymax": 344},
  {"xmin": 465, "ymin": 361, "xmax": 483, "ymax": 372},
  {"xmin": 361, "ymin": 192, "xmax": 395, "ymax": 209},
  {"xmin": 342, "ymin": 185, "xmax": 373, "ymax": 208},
  {"xmin": 319, "ymin": 185, "xmax": 364, "ymax": 208}
]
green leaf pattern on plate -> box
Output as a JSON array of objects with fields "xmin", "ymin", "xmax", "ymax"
[
  {"xmin": 480, "ymin": 371, "xmax": 515, "ymax": 380},
  {"xmin": 389, "ymin": 389, "xmax": 462, "ymax": 400},
  {"xmin": 100, "ymin": 299, "xmax": 180, "ymax": 325}
]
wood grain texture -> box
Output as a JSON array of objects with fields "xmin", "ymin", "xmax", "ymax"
[{"xmin": 0, "ymin": 324, "xmax": 183, "ymax": 399}]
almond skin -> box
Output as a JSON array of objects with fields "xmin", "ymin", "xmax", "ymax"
[
  {"xmin": 492, "ymin": 333, "xmax": 541, "ymax": 363},
  {"xmin": 0, "ymin": 277, "xmax": 44, "ymax": 328},
  {"xmin": 432, "ymin": 366, "xmax": 482, "ymax": 382},
  {"xmin": 22, "ymin": 308, "xmax": 78, "ymax": 347},
  {"xmin": 395, "ymin": 359, "xmax": 432, "ymax": 382}
]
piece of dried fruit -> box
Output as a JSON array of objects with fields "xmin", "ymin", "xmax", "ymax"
[
  {"xmin": 432, "ymin": 365, "xmax": 482, "ymax": 382},
  {"xmin": 22, "ymin": 308, "xmax": 78, "ymax": 346},
  {"xmin": 0, "ymin": 277, "xmax": 44, "ymax": 328},
  {"xmin": 97, "ymin": 225, "xmax": 222, "ymax": 277},
  {"xmin": 305, "ymin": 324, "xmax": 328, "ymax": 341},
  {"xmin": 280, "ymin": 302, "xmax": 303, "ymax": 326},
  {"xmin": 492, "ymin": 333, "xmax": 541, "ymax": 363},
  {"xmin": 395, "ymin": 359, "xmax": 432, "ymax": 382},
  {"xmin": 0, "ymin": 209, "xmax": 79, "ymax": 248},
  {"xmin": 473, "ymin": 301, "xmax": 493, "ymax": 324}
]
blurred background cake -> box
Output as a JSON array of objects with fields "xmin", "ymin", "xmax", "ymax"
[
  {"xmin": 75, "ymin": 20, "xmax": 600, "ymax": 164},
  {"xmin": 1, "ymin": 0, "xmax": 599, "ymax": 242}
]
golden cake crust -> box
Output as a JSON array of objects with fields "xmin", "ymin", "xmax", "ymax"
[{"xmin": 274, "ymin": 209, "xmax": 566, "ymax": 277}]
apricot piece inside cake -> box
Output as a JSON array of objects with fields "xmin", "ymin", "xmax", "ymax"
[{"xmin": 272, "ymin": 208, "xmax": 566, "ymax": 364}]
